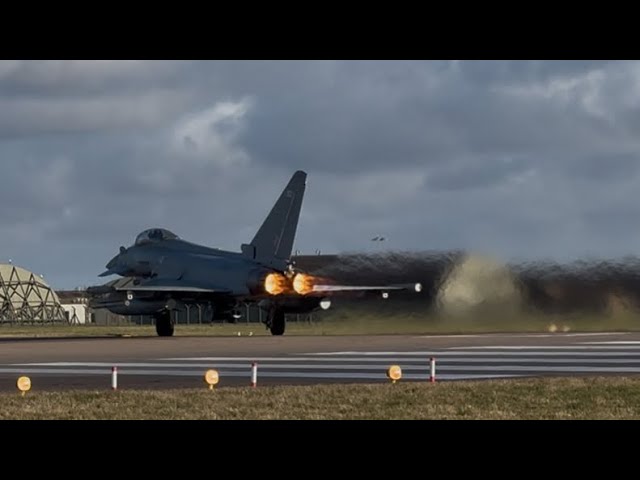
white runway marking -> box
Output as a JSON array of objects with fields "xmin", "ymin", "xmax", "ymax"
[
  {"xmin": 0, "ymin": 367, "xmax": 527, "ymax": 382},
  {"xmin": 447, "ymin": 345, "xmax": 640, "ymax": 350},
  {"xmin": 159, "ymin": 356, "xmax": 437, "ymax": 362},
  {"xmin": 416, "ymin": 332, "xmax": 628, "ymax": 339},
  {"xmin": 6, "ymin": 343, "xmax": 640, "ymax": 384},
  {"xmin": 427, "ymin": 365, "xmax": 640, "ymax": 373},
  {"xmin": 13, "ymin": 362, "xmax": 437, "ymax": 371},
  {"xmin": 304, "ymin": 349, "xmax": 640, "ymax": 356},
  {"xmin": 19, "ymin": 357, "xmax": 640, "ymax": 368}
]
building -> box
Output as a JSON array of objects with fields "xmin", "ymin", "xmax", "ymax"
[{"xmin": 0, "ymin": 264, "xmax": 67, "ymax": 324}]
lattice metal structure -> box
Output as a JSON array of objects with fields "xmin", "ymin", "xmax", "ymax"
[{"xmin": 0, "ymin": 264, "xmax": 67, "ymax": 324}]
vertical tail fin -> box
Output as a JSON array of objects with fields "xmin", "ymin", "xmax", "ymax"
[{"xmin": 242, "ymin": 170, "xmax": 307, "ymax": 266}]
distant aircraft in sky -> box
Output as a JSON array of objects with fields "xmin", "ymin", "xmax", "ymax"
[{"xmin": 88, "ymin": 171, "xmax": 421, "ymax": 336}]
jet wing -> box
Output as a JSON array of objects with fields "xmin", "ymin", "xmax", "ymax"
[
  {"xmin": 311, "ymin": 282, "xmax": 422, "ymax": 294},
  {"xmin": 114, "ymin": 280, "xmax": 231, "ymax": 294}
]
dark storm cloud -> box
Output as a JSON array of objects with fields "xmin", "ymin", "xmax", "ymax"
[
  {"xmin": 1, "ymin": 60, "xmax": 639, "ymax": 288},
  {"xmin": 456, "ymin": 60, "xmax": 613, "ymax": 85},
  {"xmin": 0, "ymin": 61, "xmax": 185, "ymax": 96}
]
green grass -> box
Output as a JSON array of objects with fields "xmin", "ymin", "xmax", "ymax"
[
  {"xmin": 0, "ymin": 324, "xmax": 267, "ymax": 338},
  {"xmin": 3, "ymin": 377, "xmax": 640, "ymax": 419},
  {"xmin": 1, "ymin": 310, "xmax": 640, "ymax": 338},
  {"xmin": 314, "ymin": 311, "xmax": 640, "ymax": 335}
]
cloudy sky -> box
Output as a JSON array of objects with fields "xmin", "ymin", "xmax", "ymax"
[{"xmin": 1, "ymin": 60, "xmax": 639, "ymax": 288}]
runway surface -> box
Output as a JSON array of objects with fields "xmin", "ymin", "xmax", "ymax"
[{"xmin": 1, "ymin": 332, "xmax": 640, "ymax": 391}]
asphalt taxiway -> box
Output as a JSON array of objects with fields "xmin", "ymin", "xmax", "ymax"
[{"xmin": 1, "ymin": 332, "xmax": 640, "ymax": 391}]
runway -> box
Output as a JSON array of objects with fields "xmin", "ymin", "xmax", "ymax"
[{"xmin": 1, "ymin": 332, "xmax": 640, "ymax": 391}]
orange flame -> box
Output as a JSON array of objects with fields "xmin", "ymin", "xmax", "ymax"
[
  {"xmin": 293, "ymin": 273, "xmax": 316, "ymax": 295},
  {"xmin": 264, "ymin": 273, "xmax": 287, "ymax": 295}
]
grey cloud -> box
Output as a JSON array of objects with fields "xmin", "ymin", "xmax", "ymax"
[
  {"xmin": 456, "ymin": 60, "xmax": 612, "ymax": 86},
  {"xmin": 1, "ymin": 60, "xmax": 640, "ymax": 289},
  {"xmin": 0, "ymin": 60, "xmax": 186, "ymax": 96},
  {"xmin": 562, "ymin": 153, "xmax": 640, "ymax": 183},
  {"xmin": 0, "ymin": 88, "xmax": 195, "ymax": 137},
  {"xmin": 424, "ymin": 155, "xmax": 529, "ymax": 191}
]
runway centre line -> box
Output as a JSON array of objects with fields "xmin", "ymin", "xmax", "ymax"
[
  {"xmin": 2, "ymin": 366, "xmax": 640, "ymax": 377},
  {"xmin": 5, "ymin": 343, "xmax": 640, "ymax": 385},
  {"xmin": 416, "ymin": 332, "xmax": 628, "ymax": 338},
  {"xmin": 446, "ymin": 345, "xmax": 640, "ymax": 350},
  {"xmin": 301, "ymin": 350, "xmax": 640, "ymax": 356},
  {"xmin": 15, "ymin": 358, "xmax": 640, "ymax": 368},
  {"xmin": 0, "ymin": 367, "xmax": 529, "ymax": 381}
]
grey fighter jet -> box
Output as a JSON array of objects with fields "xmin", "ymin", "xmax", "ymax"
[{"xmin": 87, "ymin": 171, "xmax": 422, "ymax": 336}]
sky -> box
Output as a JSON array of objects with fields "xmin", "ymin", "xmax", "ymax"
[{"xmin": 1, "ymin": 60, "xmax": 640, "ymax": 289}]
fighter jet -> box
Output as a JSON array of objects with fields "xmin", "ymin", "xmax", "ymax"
[{"xmin": 87, "ymin": 170, "xmax": 422, "ymax": 336}]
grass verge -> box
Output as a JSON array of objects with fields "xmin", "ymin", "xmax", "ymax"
[
  {"xmin": 3, "ymin": 377, "xmax": 640, "ymax": 419},
  {"xmin": 1, "ymin": 311, "xmax": 639, "ymax": 338}
]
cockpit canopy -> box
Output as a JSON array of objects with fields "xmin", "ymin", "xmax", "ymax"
[{"xmin": 134, "ymin": 228, "xmax": 180, "ymax": 246}]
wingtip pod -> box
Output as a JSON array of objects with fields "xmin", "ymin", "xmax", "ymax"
[
  {"xmin": 86, "ymin": 284, "xmax": 116, "ymax": 295},
  {"xmin": 309, "ymin": 282, "xmax": 424, "ymax": 294},
  {"xmin": 381, "ymin": 282, "xmax": 423, "ymax": 293},
  {"xmin": 393, "ymin": 282, "xmax": 423, "ymax": 292}
]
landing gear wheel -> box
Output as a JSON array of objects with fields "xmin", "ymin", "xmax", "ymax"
[
  {"xmin": 269, "ymin": 309, "xmax": 285, "ymax": 336},
  {"xmin": 155, "ymin": 310, "xmax": 175, "ymax": 337}
]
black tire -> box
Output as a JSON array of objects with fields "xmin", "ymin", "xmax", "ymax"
[
  {"xmin": 269, "ymin": 309, "xmax": 285, "ymax": 336},
  {"xmin": 155, "ymin": 311, "xmax": 175, "ymax": 337}
]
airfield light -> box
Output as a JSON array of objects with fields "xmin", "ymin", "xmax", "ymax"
[
  {"xmin": 204, "ymin": 369, "xmax": 219, "ymax": 390},
  {"xmin": 386, "ymin": 366, "xmax": 402, "ymax": 384},
  {"xmin": 17, "ymin": 376, "xmax": 31, "ymax": 396},
  {"xmin": 319, "ymin": 298, "xmax": 332, "ymax": 310},
  {"xmin": 293, "ymin": 273, "xmax": 315, "ymax": 295},
  {"xmin": 264, "ymin": 273, "xmax": 286, "ymax": 295}
]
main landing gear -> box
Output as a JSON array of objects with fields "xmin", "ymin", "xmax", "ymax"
[
  {"xmin": 154, "ymin": 310, "xmax": 174, "ymax": 337},
  {"xmin": 153, "ymin": 305, "xmax": 285, "ymax": 337},
  {"xmin": 265, "ymin": 309, "xmax": 285, "ymax": 336}
]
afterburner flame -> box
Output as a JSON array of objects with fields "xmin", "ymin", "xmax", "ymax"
[
  {"xmin": 293, "ymin": 273, "xmax": 316, "ymax": 295},
  {"xmin": 265, "ymin": 273, "xmax": 287, "ymax": 295}
]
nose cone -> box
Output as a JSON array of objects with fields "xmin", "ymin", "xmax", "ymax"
[
  {"xmin": 100, "ymin": 251, "xmax": 127, "ymax": 277},
  {"xmin": 106, "ymin": 254, "xmax": 119, "ymax": 270}
]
